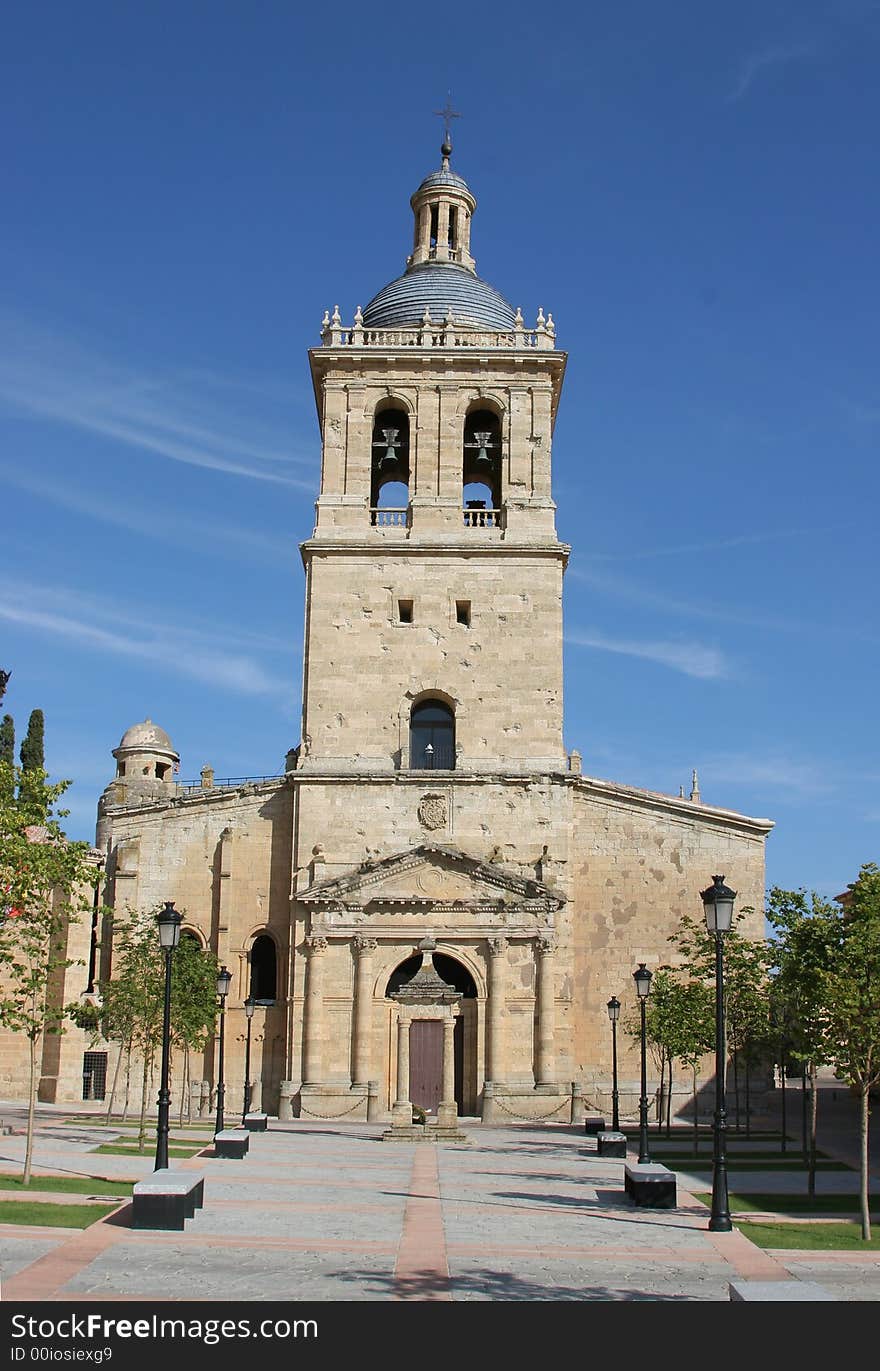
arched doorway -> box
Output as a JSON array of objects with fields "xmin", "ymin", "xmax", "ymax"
[{"xmin": 386, "ymin": 952, "xmax": 477, "ymax": 1114}]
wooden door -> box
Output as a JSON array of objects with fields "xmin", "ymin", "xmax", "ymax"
[{"xmin": 409, "ymin": 1020, "xmax": 443, "ymax": 1113}]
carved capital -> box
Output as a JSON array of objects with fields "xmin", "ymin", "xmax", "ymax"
[
  {"xmin": 306, "ymin": 935, "xmax": 328, "ymax": 955},
  {"xmin": 488, "ymin": 936, "xmax": 508, "ymax": 958},
  {"xmin": 353, "ymin": 934, "xmax": 378, "ymax": 956},
  {"xmin": 536, "ymin": 933, "xmax": 557, "ymax": 956}
]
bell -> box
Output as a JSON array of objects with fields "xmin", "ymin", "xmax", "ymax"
[
  {"xmin": 466, "ymin": 430, "xmax": 495, "ymax": 470},
  {"xmin": 372, "ymin": 427, "xmax": 400, "ymax": 473}
]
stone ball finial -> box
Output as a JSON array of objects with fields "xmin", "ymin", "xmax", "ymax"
[{"xmin": 441, "ymin": 139, "xmax": 452, "ymax": 159}]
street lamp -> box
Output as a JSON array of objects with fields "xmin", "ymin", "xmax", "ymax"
[
  {"xmin": 632, "ymin": 964, "xmax": 652, "ymax": 1163},
  {"xmin": 606, "ymin": 996, "xmax": 621, "ymax": 1131},
  {"xmin": 241, "ymin": 996, "xmax": 256, "ymax": 1124},
  {"xmin": 154, "ymin": 901, "xmax": 182, "ymax": 1171},
  {"xmin": 214, "ymin": 964, "xmax": 233, "ymax": 1137},
  {"xmin": 701, "ymin": 873, "xmax": 736, "ymax": 1233}
]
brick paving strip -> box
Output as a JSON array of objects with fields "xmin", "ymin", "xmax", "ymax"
[{"xmin": 393, "ymin": 1146, "xmax": 451, "ymax": 1300}]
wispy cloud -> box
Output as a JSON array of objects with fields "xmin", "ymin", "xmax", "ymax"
[
  {"xmin": 699, "ymin": 753, "xmax": 831, "ymax": 796},
  {"xmin": 0, "ymin": 580, "xmax": 292, "ymax": 697},
  {"xmin": 566, "ymin": 564, "xmax": 880, "ymax": 646},
  {"xmin": 1, "ymin": 466, "xmax": 295, "ymax": 567},
  {"xmin": 727, "ymin": 42, "xmax": 816, "ymax": 103},
  {"xmin": 0, "ymin": 319, "xmax": 315, "ymax": 488},
  {"xmin": 565, "ymin": 629, "xmax": 728, "ymax": 679},
  {"xmin": 583, "ymin": 526, "xmax": 851, "ymax": 565}
]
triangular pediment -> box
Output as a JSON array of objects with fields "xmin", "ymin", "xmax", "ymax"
[{"xmin": 298, "ymin": 843, "xmax": 564, "ymax": 911}]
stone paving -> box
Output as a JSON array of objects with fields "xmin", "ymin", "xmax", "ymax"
[{"xmin": 1, "ymin": 1102, "xmax": 879, "ymax": 1302}]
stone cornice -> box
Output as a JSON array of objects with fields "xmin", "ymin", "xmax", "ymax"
[
  {"xmin": 300, "ymin": 540, "xmax": 570, "ymax": 564},
  {"xmin": 572, "ymin": 773, "xmax": 774, "ymax": 837}
]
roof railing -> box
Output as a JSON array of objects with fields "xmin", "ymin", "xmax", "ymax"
[{"xmin": 319, "ymin": 306, "xmax": 556, "ymax": 351}]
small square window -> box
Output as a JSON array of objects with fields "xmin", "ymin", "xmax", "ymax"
[
  {"xmin": 398, "ymin": 599, "xmax": 413, "ymax": 624},
  {"xmin": 456, "ymin": 600, "xmax": 471, "ymax": 627}
]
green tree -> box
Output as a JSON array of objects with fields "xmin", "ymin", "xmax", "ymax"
[
  {"xmin": 19, "ymin": 709, "xmax": 45, "ymax": 773},
  {"xmin": 767, "ymin": 886, "xmax": 838, "ymax": 1194},
  {"xmin": 1, "ymin": 670, "xmax": 14, "ymax": 801},
  {"xmin": 818, "ymin": 864, "xmax": 880, "ymax": 1241},
  {"xmin": 671, "ymin": 911, "xmax": 771, "ymax": 1134},
  {"xmin": 98, "ymin": 911, "xmax": 218, "ymax": 1150},
  {"xmin": 0, "ymin": 765, "xmax": 94, "ymax": 1183}
]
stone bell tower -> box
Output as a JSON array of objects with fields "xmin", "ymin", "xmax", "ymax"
[{"xmin": 300, "ymin": 138, "xmax": 569, "ymax": 775}]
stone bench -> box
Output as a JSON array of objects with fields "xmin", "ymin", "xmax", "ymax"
[
  {"xmin": 214, "ymin": 1128, "xmax": 249, "ymax": 1159},
  {"xmin": 131, "ymin": 1170, "xmax": 205, "ymax": 1230},
  {"xmin": 597, "ymin": 1130, "xmax": 627, "ymax": 1158},
  {"xmin": 729, "ymin": 1280, "xmax": 837, "ymax": 1302},
  {"xmin": 583, "ymin": 1116, "xmax": 606, "ymax": 1135},
  {"xmin": 244, "ymin": 1112, "xmax": 268, "ymax": 1131},
  {"xmin": 624, "ymin": 1162, "xmax": 677, "ymax": 1208}
]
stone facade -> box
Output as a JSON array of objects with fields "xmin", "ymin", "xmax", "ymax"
[{"xmin": 16, "ymin": 143, "xmax": 772, "ymax": 1123}]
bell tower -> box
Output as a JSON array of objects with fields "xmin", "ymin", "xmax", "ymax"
[{"xmin": 299, "ymin": 141, "xmax": 568, "ymax": 776}]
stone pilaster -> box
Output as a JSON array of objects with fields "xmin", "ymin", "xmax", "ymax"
[
  {"xmin": 302, "ymin": 935, "xmax": 328, "ymax": 1086},
  {"xmin": 486, "ymin": 935, "xmax": 507, "ymax": 1087},
  {"xmin": 392, "ymin": 1011, "xmax": 412, "ymax": 1124},
  {"xmin": 352, "ymin": 935, "xmax": 377, "ymax": 1086},
  {"xmin": 437, "ymin": 1013, "xmax": 458, "ymax": 1128},
  {"xmin": 535, "ymin": 933, "xmax": 557, "ymax": 1086}
]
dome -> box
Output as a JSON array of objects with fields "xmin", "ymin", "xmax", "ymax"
[
  {"xmin": 115, "ymin": 718, "xmax": 176, "ymax": 755},
  {"xmin": 362, "ymin": 263, "xmax": 516, "ymax": 332},
  {"xmin": 413, "ymin": 167, "xmax": 471, "ymax": 196}
]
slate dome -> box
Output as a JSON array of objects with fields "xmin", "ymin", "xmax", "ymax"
[{"xmin": 362, "ymin": 262, "xmax": 516, "ymax": 331}]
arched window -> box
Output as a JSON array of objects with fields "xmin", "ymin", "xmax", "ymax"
[
  {"xmin": 371, "ymin": 406, "xmax": 410, "ymax": 526},
  {"xmin": 463, "ymin": 408, "xmax": 502, "ymax": 523},
  {"xmin": 410, "ymin": 699, "xmax": 455, "ymax": 770},
  {"xmin": 249, "ymin": 934, "xmax": 277, "ymax": 1003}
]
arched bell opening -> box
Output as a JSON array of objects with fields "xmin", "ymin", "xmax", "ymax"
[
  {"xmin": 463, "ymin": 407, "xmax": 502, "ymax": 523},
  {"xmin": 370, "ymin": 406, "xmax": 410, "ymax": 525},
  {"xmin": 385, "ymin": 952, "xmax": 478, "ymax": 1115}
]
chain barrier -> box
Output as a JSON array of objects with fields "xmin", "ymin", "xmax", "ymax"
[
  {"xmin": 299, "ymin": 1095, "xmax": 367, "ymax": 1120},
  {"xmin": 492, "ymin": 1095, "xmax": 571, "ymax": 1122}
]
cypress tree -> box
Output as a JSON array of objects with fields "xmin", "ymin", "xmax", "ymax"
[
  {"xmin": 0, "ymin": 715, "xmax": 13, "ymax": 767},
  {"xmin": 20, "ymin": 709, "xmax": 45, "ymax": 772},
  {"xmin": 0, "ymin": 669, "xmax": 9, "ymax": 704},
  {"xmin": 0, "ymin": 714, "xmax": 12, "ymax": 799}
]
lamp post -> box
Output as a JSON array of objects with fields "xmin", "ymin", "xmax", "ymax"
[
  {"xmin": 606, "ymin": 996, "xmax": 621, "ymax": 1131},
  {"xmin": 701, "ymin": 873, "xmax": 736, "ymax": 1233},
  {"xmin": 213, "ymin": 965, "xmax": 233, "ymax": 1137},
  {"xmin": 632, "ymin": 964, "xmax": 652, "ymax": 1163},
  {"xmin": 241, "ymin": 996, "xmax": 256, "ymax": 1124},
  {"xmin": 154, "ymin": 901, "xmax": 182, "ymax": 1172}
]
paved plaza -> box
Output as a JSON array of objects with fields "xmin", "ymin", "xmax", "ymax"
[{"xmin": 2, "ymin": 1096, "xmax": 879, "ymax": 1303}]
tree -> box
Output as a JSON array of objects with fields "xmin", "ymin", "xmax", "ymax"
[
  {"xmin": 818, "ymin": 864, "xmax": 880, "ymax": 1241},
  {"xmin": 19, "ymin": 708, "xmax": 45, "ymax": 781},
  {"xmin": 98, "ymin": 911, "xmax": 218, "ymax": 1150},
  {"xmin": 671, "ymin": 911, "xmax": 771, "ymax": 1134},
  {"xmin": 0, "ymin": 766, "xmax": 94, "ymax": 1183},
  {"xmin": 767, "ymin": 886, "xmax": 838, "ymax": 1195},
  {"xmin": 0, "ymin": 719, "xmax": 13, "ymax": 801}
]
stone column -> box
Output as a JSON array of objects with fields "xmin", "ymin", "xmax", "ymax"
[
  {"xmin": 302, "ymin": 935, "xmax": 328, "ymax": 1086},
  {"xmin": 392, "ymin": 1012, "xmax": 411, "ymax": 1124},
  {"xmin": 438, "ymin": 1014, "xmax": 458, "ymax": 1128},
  {"xmin": 486, "ymin": 936, "xmax": 507, "ymax": 1085},
  {"xmin": 535, "ymin": 934, "xmax": 557, "ymax": 1086},
  {"xmin": 352, "ymin": 935, "xmax": 377, "ymax": 1087}
]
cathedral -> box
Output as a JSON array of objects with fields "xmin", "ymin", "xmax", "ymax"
[{"xmin": 24, "ymin": 140, "xmax": 773, "ymax": 1121}]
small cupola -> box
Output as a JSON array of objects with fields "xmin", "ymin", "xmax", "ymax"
[{"xmin": 408, "ymin": 139, "xmax": 477, "ymax": 272}]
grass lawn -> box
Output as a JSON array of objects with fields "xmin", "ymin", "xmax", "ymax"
[
  {"xmin": 693, "ymin": 1191, "xmax": 875, "ymax": 1215},
  {"xmin": 0, "ymin": 1201, "xmax": 119, "ymax": 1228},
  {"xmin": 736, "ymin": 1220, "xmax": 880, "ymax": 1251},
  {"xmin": 0, "ymin": 1175, "xmax": 134, "ymax": 1197},
  {"xmin": 93, "ymin": 1143, "xmax": 203, "ymax": 1158},
  {"xmin": 662, "ymin": 1157, "xmax": 849, "ymax": 1171}
]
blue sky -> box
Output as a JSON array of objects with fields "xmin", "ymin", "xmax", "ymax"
[{"xmin": 1, "ymin": 1, "xmax": 877, "ymax": 900}]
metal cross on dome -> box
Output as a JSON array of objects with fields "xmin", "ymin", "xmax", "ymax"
[{"xmin": 433, "ymin": 97, "xmax": 461, "ymax": 146}]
